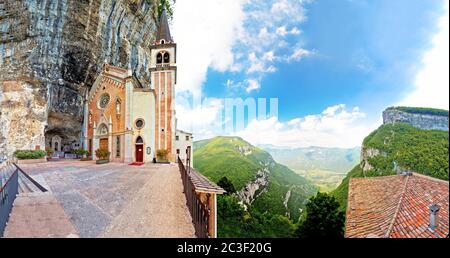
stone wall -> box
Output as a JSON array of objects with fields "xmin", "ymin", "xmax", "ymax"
[
  {"xmin": 0, "ymin": 0, "xmax": 159, "ymax": 160},
  {"xmin": 383, "ymin": 108, "xmax": 449, "ymax": 131}
]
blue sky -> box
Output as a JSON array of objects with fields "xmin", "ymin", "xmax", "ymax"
[{"xmin": 172, "ymin": 0, "xmax": 449, "ymax": 148}]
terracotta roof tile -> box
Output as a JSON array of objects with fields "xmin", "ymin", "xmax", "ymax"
[{"xmin": 346, "ymin": 174, "xmax": 449, "ymax": 238}]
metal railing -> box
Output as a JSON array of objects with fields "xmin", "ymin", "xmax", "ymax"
[
  {"xmin": 178, "ymin": 157, "xmax": 210, "ymax": 238},
  {"xmin": 0, "ymin": 164, "xmax": 19, "ymax": 237}
]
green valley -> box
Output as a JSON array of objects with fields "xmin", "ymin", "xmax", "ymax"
[
  {"xmin": 264, "ymin": 147, "xmax": 360, "ymax": 192},
  {"xmin": 193, "ymin": 136, "xmax": 318, "ymax": 237}
]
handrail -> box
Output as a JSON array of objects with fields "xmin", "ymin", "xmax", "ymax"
[
  {"xmin": 13, "ymin": 163, "xmax": 48, "ymax": 192},
  {"xmin": 178, "ymin": 157, "xmax": 210, "ymax": 238},
  {"xmin": 1, "ymin": 165, "xmax": 19, "ymax": 237}
]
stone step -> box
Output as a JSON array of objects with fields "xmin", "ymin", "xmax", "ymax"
[{"xmin": 17, "ymin": 171, "xmax": 46, "ymax": 194}]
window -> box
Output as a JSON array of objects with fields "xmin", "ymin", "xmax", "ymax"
[
  {"xmin": 116, "ymin": 136, "xmax": 121, "ymax": 158},
  {"xmin": 157, "ymin": 52, "xmax": 163, "ymax": 64},
  {"xmin": 135, "ymin": 119, "xmax": 145, "ymax": 129},
  {"xmin": 98, "ymin": 93, "xmax": 110, "ymax": 109},
  {"xmin": 161, "ymin": 128, "xmax": 165, "ymax": 132},
  {"xmin": 176, "ymin": 149, "xmax": 180, "ymax": 154},
  {"xmin": 163, "ymin": 53, "xmax": 170, "ymax": 64},
  {"xmin": 161, "ymin": 39, "xmax": 165, "ymax": 44},
  {"xmin": 175, "ymin": 135, "xmax": 179, "ymax": 141},
  {"xmin": 136, "ymin": 136, "xmax": 144, "ymax": 144},
  {"xmin": 186, "ymin": 135, "xmax": 190, "ymax": 141}
]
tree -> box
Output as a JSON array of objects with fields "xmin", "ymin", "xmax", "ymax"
[
  {"xmin": 217, "ymin": 177, "xmax": 236, "ymax": 194},
  {"xmin": 296, "ymin": 192, "xmax": 345, "ymax": 238},
  {"xmin": 157, "ymin": 0, "xmax": 175, "ymax": 19}
]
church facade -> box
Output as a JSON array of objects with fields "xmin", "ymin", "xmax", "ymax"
[{"xmin": 83, "ymin": 11, "xmax": 187, "ymax": 163}]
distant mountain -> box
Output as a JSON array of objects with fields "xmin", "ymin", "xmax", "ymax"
[
  {"xmin": 263, "ymin": 146, "xmax": 360, "ymax": 192},
  {"xmin": 332, "ymin": 107, "xmax": 449, "ymax": 211},
  {"xmin": 193, "ymin": 136, "xmax": 318, "ymax": 237}
]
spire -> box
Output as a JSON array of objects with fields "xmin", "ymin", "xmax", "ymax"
[{"xmin": 156, "ymin": 8, "xmax": 172, "ymax": 43}]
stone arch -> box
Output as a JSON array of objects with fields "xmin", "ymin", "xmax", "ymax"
[
  {"xmin": 97, "ymin": 123, "xmax": 109, "ymax": 136},
  {"xmin": 156, "ymin": 52, "xmax": 163, "ymax": 64},
  {"xmin": 52, "ymin": 135, "xmax": 62, "ymax": 152},
  {"xmin": 163, "ymin": 52, "xmax": 170, "ymax": 64}
]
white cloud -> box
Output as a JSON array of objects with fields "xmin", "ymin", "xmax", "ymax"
[
  {"xmin": 235, "ymin": 104, "xmax": 375, "ymax": 148},
  {"xmin": 288, "ymin": 48, "xmax": 313, "ymax": 62},
  {"xmin": 290, "ymin": 27, "xmax": 301, "ymax": 35},
  {"xmin": 399, "ymin": 0, "xmax": 449, "ymax": 110},
  {"xmin": 246, "ymin": 79, "xmax": 261, "ymax": 93},
  {"xmin": 172, "ymin": 0, "xmax": 246, "ymax": 95},
  {"xmin": 276, "ymin": 26, "xmax": 288, "ymax": 36},
  {"xmin": 175, "ymin": 97, "xmax": 224, "ymax": 134}
]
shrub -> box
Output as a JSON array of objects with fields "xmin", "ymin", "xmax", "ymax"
[
  {"xmin": 74, "ymin": 149, "xmax": 89, "ymax": 156},
  {"xmin": 296, "ymin": 192, "xmax": 345, "ymax": 239},
  {"xmin": 14, "ymin": 150, "xmax": 47, "ymax": 160},
  {"xmin": 45, "ymin": 147, "xmax": 54, "ymax": 157},
  {"xmin": 157, "ymin": 149, "xmax": 169, "ymax": 161},
  {"xmin": 95, "ymin": 148, "xmax": 110, "ymax": 160},
  {"xmin": 217, "ymin": 177, "xmax": 236, "ymax": 194}
]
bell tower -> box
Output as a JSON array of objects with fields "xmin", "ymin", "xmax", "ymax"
[{"xmin": 150, "ymin": 9, "xmax": 177, "ymax": 160}]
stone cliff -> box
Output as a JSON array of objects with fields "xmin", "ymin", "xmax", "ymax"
[
  {"xmin": 383, "ymin": 107, "xmax": 449, "ymax": 131},
  {"xmin": 360, "ymin": 106, "xmax": 449, "ymax": 173},
  {"xmin": 0, "ymin": 0, "xmax": 159, "ymax": 160}
]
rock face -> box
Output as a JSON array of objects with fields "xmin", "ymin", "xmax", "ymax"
[
  {"xmin": 360, "ymin": 147, "xmax": 387, "ymax": 172},
  {"xmin": 383, "ymin": 108, "xmax": 449, "ymax": 131},
  {"xmin": 235, "ymin": 161, "xmax": 270, "ymax": 205},
  {"xmin": 0, "ymin": 0, "xmax": 159, "ymax": 160}
]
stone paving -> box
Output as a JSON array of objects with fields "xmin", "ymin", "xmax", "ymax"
[{"xmin": 12, "ymin": 160, "xmax": 195, "ymax": 238}]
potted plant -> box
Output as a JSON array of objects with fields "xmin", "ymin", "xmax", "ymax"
[
  {"xmin": 45, "ymin": 147, "xmax": 54, "ymax": 161},
  {"xmin": 95, "ymin": 148, "xmax": 110, "ymax": 164},
  {"xmin": 75, "ymin": 149, "xmax": 89, "ymax": 159},
  {"xmin": 156, "ymin": 149, "xmax": 170, "ymax": 163}
]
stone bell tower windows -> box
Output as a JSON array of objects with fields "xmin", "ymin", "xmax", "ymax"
[
  {"xmin": 157, "ymin": 52, "xmax": 163, "ymax": 64},
  {"xmin": 156, "ymin": 52, "xmax": 170, "ymax": 65},
  {"xmin": 163, "ymin": 52, "xmax": 170, "ymax": 64}
]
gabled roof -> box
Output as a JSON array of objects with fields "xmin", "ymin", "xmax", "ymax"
[
  {"xmin": 189, "ymin": 168, "xmax": 226, "ymax": 194},
  {"xmin": 346, "ymin": 174, "xmax": 449, "ymax": 238},
  {"xmin": 156, "ymin": 9, "xmax": 172, "ymax": 43}
]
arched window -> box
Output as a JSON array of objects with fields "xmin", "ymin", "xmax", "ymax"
[
  {"xmin": 163, "ymin": 52, "xmax": 170, "ymax": 64},
  {"xmin": 156, "ymin": 52, "xmax": 163, "ymax": 64},
  {"xmin": 161, "ymin": 39, "xmax": 165, "ymax": 44},
  {"xmin": 136, "ymin": 136, "xmax": 144, "ymax": 144},
  {"xmin": 98, "ymin": 124, "xmax": 108, "ymax": 135}
]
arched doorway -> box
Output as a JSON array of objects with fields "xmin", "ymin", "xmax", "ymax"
[
  {"xmin": 135, "ymin": 136, "xmax": 144, "ymax": 163},
  {"xmin": 97, "ymin": 123, "xmax": 109, "ymax": 151}
]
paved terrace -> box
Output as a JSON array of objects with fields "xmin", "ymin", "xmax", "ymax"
[{"xmin": 4, "ymin": 160, "xmax": 195, "ymax": 238}]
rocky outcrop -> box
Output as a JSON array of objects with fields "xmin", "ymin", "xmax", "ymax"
[
  {"xmin": 235, "ymin": 167, "xmax": 269, "ymax": 205},
  {"xmin": 0, "ymin": 0, "xmax": 159, "ymax": 160},
  {"xmin": 283, "ymin": 188, "xmax": 292, "ymax": 218},
  {"xmin": 360, "ymin": 147, "xmax": 387, "ymax": 172},
  {"xmin": 237, "ymin": 145, "xmax": 252, "ymax": 156},
  {"xmin": 383, "ymin": 108, "xmax": 449, "ymax": 131}
]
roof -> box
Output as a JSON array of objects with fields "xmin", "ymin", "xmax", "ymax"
[
  {"xmin": 189, "ymin": 168, "xmax": 226, "ymax": 194},
  {"xmin": 156, "ymin": 9, "xmax": 172, "ymax": 43},
  {"xmin": 346, "ymin": 174, "xmax": 449, "ymax": 238},
  {"xmin": 176, "ymin": 129, "xmax": 193, "ymax": 136}
]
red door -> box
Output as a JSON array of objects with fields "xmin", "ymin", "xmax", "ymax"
[{"xmin": 136, "ymin": 145, "xmax": 144, "ymax": 163}]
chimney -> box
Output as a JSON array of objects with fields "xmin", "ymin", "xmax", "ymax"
[{"xmin": 429, "ymin": 204, "xmax": 440, "ymax": 230}]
